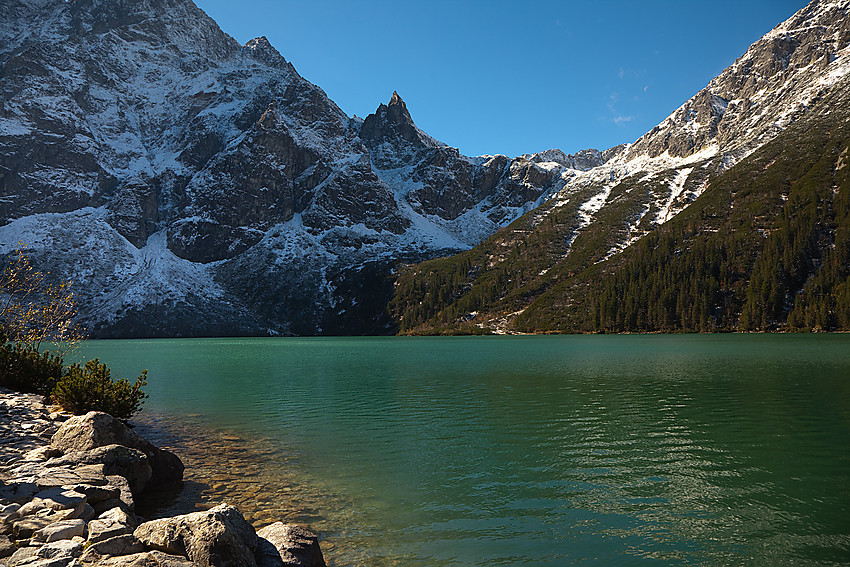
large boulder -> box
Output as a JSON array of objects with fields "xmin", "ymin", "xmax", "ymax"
[
  {"xmin": 134, "ymin": 503, "xmax": 258, "ymax": 567},
  {"xmin": 256, "ymin": 523, "xmax": 325, "ymax": 567},
  {"xmin": 49, "ymin": 446, "xmax": 152, "ymax": 497},
  {"xmin": 50, "ymin": 412, "xmax": 183, "ymax": 489}
]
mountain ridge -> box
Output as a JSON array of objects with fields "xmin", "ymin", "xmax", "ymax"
[{"xmin": 0, "ymin": 0, "xmax": 620, "ymax": 336}]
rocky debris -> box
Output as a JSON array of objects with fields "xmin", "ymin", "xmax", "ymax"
[
  {"xmin": 0, "ymin": 391, "xmax": 71, "ymax": 468},
  {"xmin": 0, "ymin": 390, "xmax": 325, "ymax": 567}
]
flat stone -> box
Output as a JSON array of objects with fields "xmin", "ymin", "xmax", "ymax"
[
  {"xmin": 79, "ymin": 534, "xmax": 144, "ymax": 562},
  {"xmin": 49, "ymin": 446, "xmax": 151, "ymax": 496},
  {"xmin": 86, "ymin": 518, "xmax": 134, "ymax": 545},
  {"xmin": 86, "ymin": 550, "xmax": 196, "ymax": 566},
  {"xmin": 13, "ymin": 514, "xmax": 57, "ymax": 539},
  {"xmin": 34, "ymin": 519, "xmax": 86, "ymax": 543},
  {"xmin": 22, "ymin": 465, "xmax": 108, "ymax": 490},
  {"xmin": 7, "ymin": 545, "xmax": 39, "ymax": 565},
  {"xmin": 70, "ymin": 484, "xmax": 120, "ymax": 504},
  {"xmin": 0, "ymin": 481, "xmax": 39, "ymax": 503},
  {"xmin": 16, "ymin": 499, "xmax": 51, "ymax": 518},
  {"xmin": 34, "ymin": 538, "xmax": 83, "ymax": 559},
  {"xmin": 32, "ymin": 488, "xmax": 88, "ymax": 513},
  {"xmin": 12, "ymin": 557, "xmax": 78, "ymax": 567}
]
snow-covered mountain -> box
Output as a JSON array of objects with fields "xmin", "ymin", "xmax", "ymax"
[
  {"xmin": 528, "ymin": 0, "xmax": 850, "ymax": 261},
  {"xmin": 390, "ymin": 0, "xmax": 850, "ymax": 334},
  {"xmin": 0, "ymin": 0, "xmax": 615, "ymax": 336}
]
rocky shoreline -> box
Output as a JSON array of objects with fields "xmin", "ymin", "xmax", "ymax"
[{"xmin": 0, "ymin": 388, "xmax": 325, "ymax": 567}]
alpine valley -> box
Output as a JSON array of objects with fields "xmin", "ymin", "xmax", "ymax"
[{"xmin": 1, "ymin": 0, "xmax": 849, "ymax": 337}]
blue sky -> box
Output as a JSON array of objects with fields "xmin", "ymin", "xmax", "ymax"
[{"xmin": 194, "ymin": 0, "xmax": 808, "ymax": 158}]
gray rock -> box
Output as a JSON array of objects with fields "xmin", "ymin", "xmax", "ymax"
[
  {"xmin": 33, "ymin": 519, "xmax": 86, "ymax": 543},
  {"xmin": 9, "ymin": 465, "xmax": 108, "ymax": 492},
  {"xmin": 69, "ymin": 485, "xmax": 119, "ymax": 505},
  {"xmin": 15, "ymin": 501, "xmax": 49, "ymax": 519},
  {"xmin": 105, "ymin": 475, "xmax": 135, "ymax": 512},
  {"xmin": 83, "ymin": 550, "xmax": 196, "ymax": 566},
  {"xmin": 33, "ymin": 539, "xmax": 83, "ymax": 559},
  {"xmin": 51, "ymin": 414, "xmax": 183, "ymax": 489},
  {"xmin": 0, "ymin": 534, "xmax": 14, "ymax": 558},
  {"xmin": 24, "ymin": 489, "xmax": 87, "ymax": 516},
  {"xmin": 13, "ymin": 509, "xmax": 78, "ymax": 539},
  {"xmin": 0, "ymin": 503, "xmax": 22, "ymax": 524},
  {"xmin": 78, "ymin": 505, "xmax": 95, "ymax": 523},
  {"xmin": 92, "ymin": 498, "xmax": 129, "ymax": 517},
  {"xmin": 134, "ymin": 503, "xmax": 258, "ymax": 567},
  {"xmin": 7, "ymin": 545, "xmax": 39, "ymax": 565},
  {"xmin": 0, "ymin": 482, "xmax": 39, "ymax": 503},
  {"xmin": 86, "ymin": 517, "xmax": 134, "ymax": 546},
  {"xmin": 97, "ymin": 507, "xmax": 138, "ymax": 528},
  {"xmin": 255, "ymin": 523, "xmax": 325, "ymax": 567},
  {"xmin": 79, "ymin": 534, "xmax": 144, "ymax": 563},
  {"xmin": 22, "ymin": 448, "xmax": 62, "ymax": 462},
  {"xmin": 10, "ymin": 557, "xmax": 78, "ymax": 567},
  {"xmin": 51, "ymin": 446, "xmax": 151, "ymax": 497}
]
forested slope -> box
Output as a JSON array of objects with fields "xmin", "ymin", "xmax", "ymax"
[{"xmin": 390, "ymin": 74, "xmax": 850, "ymax": 333}]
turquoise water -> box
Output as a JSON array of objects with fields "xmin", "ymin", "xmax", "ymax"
[{"xmin": 77, "ymin": 335, "xmax": 850, "ymax": 566}]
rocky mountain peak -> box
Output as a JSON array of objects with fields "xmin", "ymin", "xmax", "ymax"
[
  {"xmin": 389, "ymin": 90, "xmax": 404, "ymax": 106},
  {"xmin": 243, "ymin": 35, "xmax": 290, "ymax": 68},
  {"xmin": 360, "ymin": 91, "xmax": 434, "ymax": 150},
  {"xmin": 624, "ymin": 0, "xmax": 850, "ymax": 163}
]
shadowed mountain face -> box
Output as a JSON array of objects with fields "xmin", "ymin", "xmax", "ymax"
[
  {"xmin": 389, "ymin": 0, "xmax": 850, "ymax": 334},
  {"xmin": 0, "ymin": 0, "xmax": 614, "ymax": 336}
]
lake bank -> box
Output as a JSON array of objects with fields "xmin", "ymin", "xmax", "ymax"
[{"xmin": 0, "ymin": 387, "xmax": 326, "ymax": 566}]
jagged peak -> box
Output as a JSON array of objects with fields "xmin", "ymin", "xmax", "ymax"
[
  {"xmin": 245, "ymin": 36, "xmax": 273, "ymax": 50},
  {"xmin": 521, "ymin": 147, "xmax": 625, "ymax": 172},
  {"xmin": 389, "ymin": 91, "xmax": 405, "ymax": 108},
  {"xmin": 243, "ymin": 35, "xmax": 290, "ymax": 68}
]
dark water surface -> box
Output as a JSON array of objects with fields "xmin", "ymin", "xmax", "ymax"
[{"xmin": 76, "ymin": 335, "xmax": 850, "ymax": 566}]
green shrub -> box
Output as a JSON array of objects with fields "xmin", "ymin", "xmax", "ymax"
[
  {"xmin": 51, "ymin": 358, "xmax": 148, "ymax": 420},
  {"xmin": 0, "ymin": 328, "xmax": 65, "ymax": 395}
]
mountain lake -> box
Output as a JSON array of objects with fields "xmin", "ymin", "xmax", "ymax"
[{"xmin": 75, "ymin": 335, "xmax": 850, "ymax": 566}]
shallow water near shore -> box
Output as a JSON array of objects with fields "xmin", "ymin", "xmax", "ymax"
[{"xmin": 76, "ymin": 334, "xmax": 850, "ymax": 566}]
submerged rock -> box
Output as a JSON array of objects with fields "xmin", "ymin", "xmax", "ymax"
[{"xmin": 256, "ymin": 523, "xmax": 326, "ymax": 567}]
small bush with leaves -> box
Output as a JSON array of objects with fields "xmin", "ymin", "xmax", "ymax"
[
  {"xmin": 52, "ymin": 358, "xmax": 148, "ymax": 420},
  {"xmin": 0, "ymin": 328, "xmax": 65, "ymax": 395}
]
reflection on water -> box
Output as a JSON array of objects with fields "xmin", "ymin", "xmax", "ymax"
[{"xmin": 80, "ymin": 335, "xmax": 850, "ymax": 566}]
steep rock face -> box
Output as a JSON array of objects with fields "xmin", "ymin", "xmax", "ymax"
[
  {"xmin": 0, "ymin": 0, "xmax": 619, "ymax": 336},
  {"xmin": 627, "ymin": 0, "xmax": 850, "ymax": 161}
]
